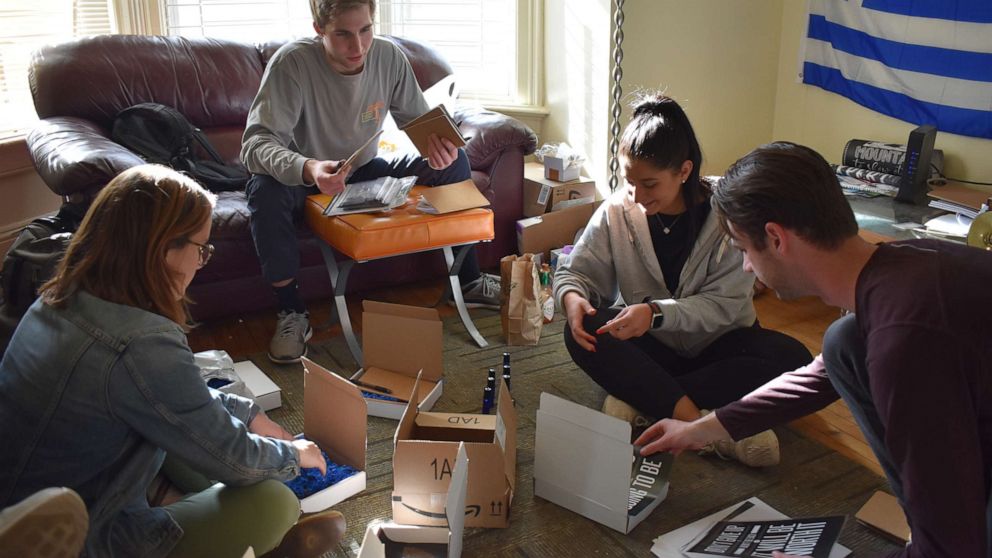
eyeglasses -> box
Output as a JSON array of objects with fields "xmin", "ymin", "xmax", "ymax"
[{"xmin": 187, "ymin": 240, "xmax": 215, "ymax": 267}]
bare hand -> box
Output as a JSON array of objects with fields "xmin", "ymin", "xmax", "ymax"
[
  {"xmin": 426, "ymin": 133, "xmax": 458, "ymax": 170},
  {"xmin": 595, "ymin": 303, "xmax": 652, "ymax": 340},
  {"xmin": 292, "ymin": 438, "xmax": 327, "ymax": 474},
  {"xmin": 634, "ymin": 417, "xmax": 714, "ymax": 456},
  {"xmin": 304, "ymin": 159, "xmax": 351, "ymax": 196},
  {"xmin": 563, "ymin": 292, "xmax": 597, "ymax": 351},
  {"xmin": 248, "ymin": 412, "xmax": 294, "ymax": 441}
]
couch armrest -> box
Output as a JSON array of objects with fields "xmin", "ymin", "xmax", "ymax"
[
  {"xmin": 454, "ymin": 105, "xmax": 537, "ymax": 172},
  {"xmin": 27, "ymin": 117, "xmax": 144, "ymax": 198}
]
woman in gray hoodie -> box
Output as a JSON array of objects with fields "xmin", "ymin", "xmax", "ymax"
[{"xmin": 553, "ymin": 94, "xmax": 811, "ymax": 467}]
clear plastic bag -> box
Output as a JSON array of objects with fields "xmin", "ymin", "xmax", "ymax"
[{"xmin": 194, "ymin": 349, "xmax": 253, "ymax": 400}]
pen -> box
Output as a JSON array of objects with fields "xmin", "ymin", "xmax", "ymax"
[{"xmin": 352, "ymin": 379, "xmax": 392, "ymax": 394}]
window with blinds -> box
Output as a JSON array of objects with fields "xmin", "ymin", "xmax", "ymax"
[
  {"xmin": 0, "ymin": 0, "xmax": 114, "ymax": 139},
  {"xmin": 162, "ymin": 0, "xmax": 528, "ymax": 106}
]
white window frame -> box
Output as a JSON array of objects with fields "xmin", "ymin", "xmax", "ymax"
[{"xmin": 121, "ymin": 0, "xmax": 543, "ymax": 110}]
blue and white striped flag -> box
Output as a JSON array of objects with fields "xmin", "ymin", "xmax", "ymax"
[{"xmin": 802, "ymin": 1, "xmax": 992, "ymax": 139}]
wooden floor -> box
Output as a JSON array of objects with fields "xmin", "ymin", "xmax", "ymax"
[{"xmin": 186, "ymin": 279, "xmax": 883, "ymax": 478}]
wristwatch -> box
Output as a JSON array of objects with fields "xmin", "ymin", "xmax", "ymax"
[{"xmin": 645, "ymin": 300, "xmax": 664, "ymax": 329}]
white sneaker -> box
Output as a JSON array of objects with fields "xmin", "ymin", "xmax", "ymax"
[
  {"xmin": 457, "ymin": 273, "xmax": 501, "ymax": 310},
  {"xmin": 601, "ymin": 395, "xmax": 653, "ymax": 429},
  {"xmin": 268, "ymin": 311, "xmax": 312, "ymax": 364},
  {"xmin": 0, "ymin": 487, "xmax": 88, "ymax": 558},
  {"xmin": 698, "ymin": 411, "xmax": 780, "ymax": 467}
]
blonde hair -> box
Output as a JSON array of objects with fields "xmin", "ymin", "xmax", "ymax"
[
  {"xmin": 41, "ymin": 164, "xmax": 217, "ymax": 326},
  {"xmin": 310, "ymin": 0, "xmax": 376, "ymax": 28}
]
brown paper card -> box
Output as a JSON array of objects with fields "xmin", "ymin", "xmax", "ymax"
[
  {"xmin": 419, "ymin": 179, "xmax": 490, "ymax": 214},
  {"xmin": 855, "ymin": 491, "xmax": 910, "ymax": 544},
  {"xmin": 401, "ymin": 105, "xmax": 466, "ymax": 157}
]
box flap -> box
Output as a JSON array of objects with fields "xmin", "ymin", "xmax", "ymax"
[
  {"xmin": 394, "ymin": 371, "xmax": 423, "ymax": 447},
  {"xmin": 445, "ymin": 442, "xmax": 469, "ymax": 558},
  {"xmin": 301, "ymin": 358, "xmax": 367, "ymax": 470},
  {"xmin": 419, "ymin": 180, "xmax": 490, "ymax": 214},
  {"xmin": 495, "ymin": 378, "xmax": 517, "ymax": 489},
  {"xmin": 537, "ymin": 392, "xmax": 630, "ymax": 441},
  {"xmin": 363, "ymin": 302, "xmax": 443, "ymax": 383}
]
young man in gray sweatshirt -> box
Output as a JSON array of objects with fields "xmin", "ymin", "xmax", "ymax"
[{"xmin": 241, "ymin": 0, "xmax": 499, "ymax": 363}]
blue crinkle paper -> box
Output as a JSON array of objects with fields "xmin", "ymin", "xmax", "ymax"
[
  {"xmin": 361, "ymin": 390, "xmax": 403, "ymax": 403},
  {"xmin": 284, "ymin": 449, "xmax": 359, "ymax": 499}
]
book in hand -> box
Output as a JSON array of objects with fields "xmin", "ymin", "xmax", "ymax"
[
  {"xmin": 400, "ymin": 105, "xmax": 466, "ymax": 157},
  {"xmin": 684, "ymin": 515, "xmax": 845, "ymax": 558},
  {"xmin": 322, "ymin": 175, "xmax": 417, "ymax": 216}
]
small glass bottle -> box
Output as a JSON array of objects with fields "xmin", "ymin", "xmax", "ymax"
[
  {"xmin": 539, "ymin": 263, "xmax": 554, "ymax": 323},
  {"xmin": 482, "ymin": 368, "xmax": 497, "ymax": 414}
]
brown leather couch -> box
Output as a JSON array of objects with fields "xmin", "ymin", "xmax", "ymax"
[{"xmin": 27, "ymin": 35, "xmax": 537, "ymax": 320}]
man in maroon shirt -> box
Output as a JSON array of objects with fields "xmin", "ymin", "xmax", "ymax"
[{"xmin": 635, "ymin": 142, "xmax": 992, "ymax": 558}]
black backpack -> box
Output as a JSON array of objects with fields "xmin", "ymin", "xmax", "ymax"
[
  {"xmin": 0, "ymin": 203, "xmax": 84, "ymax": 357},
  {"xmin": 111, "ymin": 102, "xmax": 250, "ymax": 192}
]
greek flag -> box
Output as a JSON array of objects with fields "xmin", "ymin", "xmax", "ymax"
[{"xmin": 802, "ymin": 1, "xmax": 992, "ymax": 139}]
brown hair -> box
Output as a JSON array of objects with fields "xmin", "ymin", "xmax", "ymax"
[
  {"xmin": 40, "ymin": 164, "xmax": 217, "ymax": 326},
  {"xmin": 712, "ymin": 142, "xmax": 858, "ymax": 251},
  {"xmin": 310, "ymin": 0, "xmax": 376, "ymax": 28}
]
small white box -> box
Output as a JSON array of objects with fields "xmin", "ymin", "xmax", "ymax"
[
  {"xmin": 543, "ymin": 155, "xmax": 580, "ymax": 182},
  {"xmin": 357, "ymin": 443, "xmax": 468, "ymax": 558},
  {"xmin": 533, "ymin": 392, "xmax": 673, "ymax": 534},
  {"xmin": 297, "ymin": 358, "xmax": 368, "ymax": 513},
  {"xmin": 233, "ymin": 360, "xmax": 282, "ymax": 411}
]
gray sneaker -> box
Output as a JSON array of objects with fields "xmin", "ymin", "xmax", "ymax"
[
  {"xmin": 458, "ymin": 273, "xmax": 501, "ymax": 310},
  {"xmin": 269, "ymin": 311, "xmax": 312, "ymax": 364}
]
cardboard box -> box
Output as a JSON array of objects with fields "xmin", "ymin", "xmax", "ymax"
[
  {"xmin": 358, "ymin": 443, "xmax": 468, "ymax": 558},
  {"xmin": 233, "ymin": 360, "xmax": 281, "ymax": 411},
  {"xmin": 543, "ymin": 155, "xmax": 580, "ymax": 182},
  {"xmin": 393, "ymin": 376, "xmax": 517, "ymax": 528},
  {"xmin": 855, "ymin": 491, "xmax": 910, "ymax": 544},
  {"xmin": 523, "ymin": 162, "xmax": 596, "ymax": 217},
  {"xmin": 533, "ymin": 392, "xmax": 674, "ymax": 534},
  {"xmin": 352, "ymin": 301, "xmax": 444, "ymax": 420},
  {"xmin": 517, "ymin": 200, "xmax": 601, "ymax": 262},
  {"xmin": 298, "ymin": 358, "xmax": 368, "ymax": 513}
]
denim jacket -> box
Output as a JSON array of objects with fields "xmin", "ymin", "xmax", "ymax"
[{"xmin": 0, "ymin": 291, "xmax": 300, "ymax": 557}]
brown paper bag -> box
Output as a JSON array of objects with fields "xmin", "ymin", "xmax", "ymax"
[{"xmin": 500, "ymin": 253, "xmax": 543, "ymax": 345}]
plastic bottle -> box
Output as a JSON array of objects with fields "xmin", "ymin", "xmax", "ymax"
[
  {"xmin": 539, "ymin": 263, "xmax": 554, "ymax": 323},
  {"xmin": 482, "ymin": 368, "xmax": 497, "ymax": 414}
]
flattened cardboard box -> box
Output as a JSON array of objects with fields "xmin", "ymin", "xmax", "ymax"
[
  {"xmin": 517, "ymin": 200, "xmax": 601, "ymax": 262},
  {"xmin": 392, "ymin": 377, "xmax": 517, "ymax": 528},
  {"xmin": 533, "ymin": 392, "xmax": 673, "ymax": 534},
  {"xmin": 352, "ymin": 301, "xmax": 444, "ymax": 420},
  {"xmin": 523, "ymin": 162, "xmax": 596, "ymax": 217},
  {"xmin": 358, "ymin": 443, "xmax": 468, "ymax": 558},
  {"xmin": 299, "ymin": 358, "xmax": 368, "ymax": 513}
]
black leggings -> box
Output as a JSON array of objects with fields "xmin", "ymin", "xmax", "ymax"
[{"xmin": 564, "ymin": 307, "xmax": 812, "ymax": 419}]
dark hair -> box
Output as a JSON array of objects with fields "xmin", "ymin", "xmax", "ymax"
[
  {"xmin": 620, "ymin": 93, "xmax": 708, "ymax": 236},
  {"xmin": 41, "ymin": 164, "xmax": 216, "ymax": 327},
  {"xmin": 310, "ymin": 0, "xmax": 376, "ymax": 28},
  {"xmin": 713, "ymin": 142, "xmax": 858, "ymax": 250}
]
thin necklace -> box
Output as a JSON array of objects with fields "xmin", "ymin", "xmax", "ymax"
[{"xmin": 654, "ymin": 213, "xmax": 684, "ymax": 235}]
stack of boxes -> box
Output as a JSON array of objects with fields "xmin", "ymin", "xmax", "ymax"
[{"xmin": 517, "ymin": 162, "xmax": 599, "ymax": 266}]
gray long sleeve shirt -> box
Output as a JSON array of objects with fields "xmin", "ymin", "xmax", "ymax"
[
  {"xmin": 241, "ymin": 36, "xmax": 428, "ymax": 186},
  {"xmin": 552, "ymin": 188, "xmax": 756, "ymax": 358}
]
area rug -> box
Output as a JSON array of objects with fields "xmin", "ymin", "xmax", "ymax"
[{"xmin": 249, "ymin": 312, "xmax": 900, "ymax": 557}]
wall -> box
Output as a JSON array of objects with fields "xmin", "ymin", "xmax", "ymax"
[
  {"xmin": 0, "ymin": 139, "xmax": 62, "ymax": 255},
  {"xmin": 542, "ymin": 0, "xmax": 612, "ymax": 193},
  {"xmin": 772, "ymin": 2, "xmax": 992, "ymax": 188}
]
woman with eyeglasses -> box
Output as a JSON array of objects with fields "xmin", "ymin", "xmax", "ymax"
[{"xmin": 0, "ymin": 165, "xmax": 344, "ymax": 558}]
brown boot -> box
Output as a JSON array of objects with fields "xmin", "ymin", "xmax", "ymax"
[{"xmin": 267, "ymin": 510, "xmax": 346, "ymax": 558}]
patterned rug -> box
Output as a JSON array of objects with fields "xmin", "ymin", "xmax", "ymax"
[{"xmin": 249, "ymin": 311, "xmax": 899, "ymax": 557}]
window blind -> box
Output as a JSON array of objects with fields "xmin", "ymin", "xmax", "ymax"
[
  {"xmin": 0, "ymin": 0, "xmax": 114, "ymax": 138},
  {"xmin": 162, "ymin": 0, "xmax": 314, "ymax": 40}
]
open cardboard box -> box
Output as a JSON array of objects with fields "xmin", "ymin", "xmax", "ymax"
[
  {"xmin": 517, "ymin": 200, "xmax": 601, "ymax": 263},
  {"xmin": 358, "ymin": 443, "xmax": 468, "ymax": 558},
  {"xmin": 533, "ymin": 392, "xmax": 673, "ymax": 534},
  {"xmin": 392, "ymin": 375, "xmax": 516, "ymax": 528},
  {"xmin": 352, "ymin": 301, "xmax": 444, "ymax": 420},
  {"xmin": 298, "ymin": 357, "xmax": 368, "ymax": 513},
  {"xmin": 523, "ymin": 162, "xmax": 596, "ymax": 217}
]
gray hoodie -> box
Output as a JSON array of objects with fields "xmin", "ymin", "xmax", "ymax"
[{"xmin": 553, "ymin": 187, "xmax": 756, "ymax": 357}]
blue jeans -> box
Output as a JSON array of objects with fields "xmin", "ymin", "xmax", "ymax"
[
  {"xmin": 246, "ymin": 149, "xmax": 479, "ymax": 286},
  {"xmin": 823, "ymin": 314, "xmax": 992, "ymax": 557}
]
